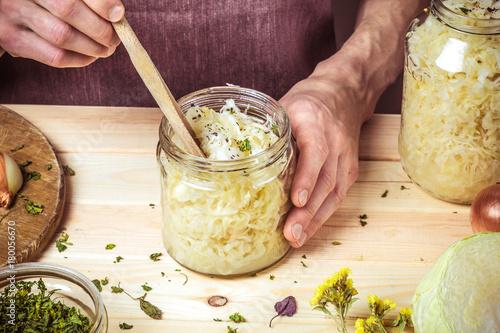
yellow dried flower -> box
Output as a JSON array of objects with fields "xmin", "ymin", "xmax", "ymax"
[
  {"xmin": 383, "ymin": 299, "xmax": 396, "ymax": 311},
  {"xmin": 355, "ymin": 318, "xmax": 365, "ymax": 329},
  {"xmin": 366, "ymin": 316, "xmax": 377, "ymax": 327},
  {"xmin": 400, "ymin": 307, "xmax": 412, "ymax": 316}
]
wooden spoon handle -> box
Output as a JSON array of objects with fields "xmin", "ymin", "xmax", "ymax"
[{"xmin": 112, "ymin": 17, "xmax": 205, "ymax": 157}]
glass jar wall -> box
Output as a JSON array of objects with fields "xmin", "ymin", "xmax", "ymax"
[
  {"xmin": 157, "ymin": 87, "xmax": 296, "ymax": 276},
  {"xmin": 399, "ymin": 0, "xmax": 500, "ymax": 204}
]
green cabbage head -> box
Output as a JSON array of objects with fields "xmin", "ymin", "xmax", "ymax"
[{"xmin": 412, "ymin": 232, "xmax": 500, "ymax": 333}]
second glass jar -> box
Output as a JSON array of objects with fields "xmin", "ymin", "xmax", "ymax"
[
  {"xmin": 399, "ymin": 0, "xmax": 500, "ymax": 204},
  {"xmin": 157, "ymin": 86, "xmax": 297, "ymax": 276}
]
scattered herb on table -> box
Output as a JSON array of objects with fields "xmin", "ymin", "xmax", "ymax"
[
  {"xmin": 0, "ymin": 279, "xmax": 93, "ymax": 332},
  {"xmin": 141, "ymin": 283, "xmax": 152, "ymax": 292},
  {"xmin": 302, "ymin": 254, "xmax": 307, "ymax": 259},
  {"xmin": 123, "ymin": 291, "xmax": 162, "ymax": 320},
  {"xmin": 114, "ymin": 256, "xmax": 123, "ymax": 263},
  {"xmin": 179, "ymin": 272, "xmax": 188, "ymax": 285},
  {"xmin": 101, "ymin": 277, "xmax": 109, "ymax": 285},
  {"xmin": 359, "ymin": 214, "xmax": 368, "ymax": 227},
  {"xmin": 149, "ymin": 252, "xmax": 162, "ymax": 261},
  {"xmin": 55, "ymin": 231, "xmax": 73, "ymax": 253},
  {"xmin": 63, "ymin": 165, "xmax": 76, "ymax": 176},
  {"xmin": 229, "ymin": 312, "xmax": 245, "ymax": 323},
  {"xmin": 213, "ymin": 318, "xmax": 222, "ymax": 322},
  {"xmin": 11, "ymin": 144, "xmax": 24, "ymax": 151},
  {"xmin": 332, "ymin": 241, "xmax": 342, "ymax": 246},
  {"xmin": 381, "ymin": 189, "xmax": 389, "ymax": 197},
  {"xmin": 301, "ymin": 261, "xmax": 308, "ymax": 268},
  {"xmin": 149, "ymin": 203, "xmax": 155, "ymax": 208},
  {"xmin": 227, "ymin": 326, "xmax": 238, "ymax": 333},
  {"xmin": 400, "ymin": 185, "xmax": 410, "ymax": 190},
  {"xmin": 111, "ymin": 285, "xmax": 124, "ymax": 294},
  {"xmin": 92, "ymin": 279, "xmax": 102, "ymax": 292},
  {"xmin": 18, "ymin": 160, "xmax": 32, "ymax": 170},
  {"xmin": 269, "ymin": 296, "xmax": 297, "ymax": 327},
  {"xmin": 270, "ymin": 275, "xmax": 275, "ymax": 280},
  {"xmin": 119, "ymin": 322, "xmax": 134, "ymax": 330},
  {"xmin": 106, "ymin": 243, "xmax": 116, "ymax": 250},
  {"xmin": 46, "ymin": 164, "xmax": 52, "ymax": 170}
]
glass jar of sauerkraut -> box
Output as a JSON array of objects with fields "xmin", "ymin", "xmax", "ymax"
[
  {"xmin": 156, "ymin": 86, "xmax": 296, "ymax": 276},
  {"xmin": 399, "ymin": 0, "xmax": 500, "ymax": 204}
]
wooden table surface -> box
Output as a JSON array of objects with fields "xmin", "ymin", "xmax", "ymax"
[{"xmin": 3, "ymin": 104, "xmax": 473, "ymax": 332}]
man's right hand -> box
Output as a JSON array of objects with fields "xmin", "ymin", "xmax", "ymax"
[{"xmin": 0, "ymin": 0, "xmax": 125, "ymax": 67}]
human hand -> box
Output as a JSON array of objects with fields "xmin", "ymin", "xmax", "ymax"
[
  {"xmin": 0, "ymin": 0, "xmax": 124, "ymax": 67},
  {"xmin": 280, "ymin": 62, "xmax": 374, "ymax": 248}
]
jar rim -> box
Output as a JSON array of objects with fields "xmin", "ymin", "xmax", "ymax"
[
  {"xmin": 432, "ymin": 0, "xmax": 500, "ymax": 34},
  {"xmin": 158, "ymin": 86, "xmax": 292, "ymax": 172}
]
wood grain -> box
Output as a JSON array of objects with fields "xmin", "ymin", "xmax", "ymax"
[
  {"xmin": 0, "ymin": 105, "xmax": 65, "ymax": 266},
  {"xmin": 2, "ymin": 105, "xmax": 474, "ymax": 332}
]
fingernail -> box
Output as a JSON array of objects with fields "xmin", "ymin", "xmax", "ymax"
[
  {"xmin": 297, "ymin": 232, "xmax": 308, "ymax": 247},
  {"xmin": 291, "ymin": 223, "xmax": 302, "ymax": 240},
  {"xmin": 298, "ymin": 190, "xmax": 308, "ymax": 206},
  {"xmin": 106, "ymin": 46, "xmax": 116, "ymax": 56},
  {"xmin": 108, "ymin": 6, "xmax": 124, "ymax": 22}
]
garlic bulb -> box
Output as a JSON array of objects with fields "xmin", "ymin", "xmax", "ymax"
[{"xmin": 0, "ymin": 152, "xmax": 24, "ymax": 208}]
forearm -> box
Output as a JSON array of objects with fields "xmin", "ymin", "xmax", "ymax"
[{"xmin": 314, "ymin": 0, "xmax": 430, "ymax": 121}]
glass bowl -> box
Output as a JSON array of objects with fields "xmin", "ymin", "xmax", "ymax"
[{"xmin": 0, "ymin": 262, "xmax": 107, "ymax": 332}]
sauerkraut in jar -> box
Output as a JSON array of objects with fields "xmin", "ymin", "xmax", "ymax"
[
  {"xmin": 399, "ymin": 0, "xmax": 500, "ymax": 204},
  {"xmin": 156, "ymin": 87, "xmax": 296, "ymax": 276}
]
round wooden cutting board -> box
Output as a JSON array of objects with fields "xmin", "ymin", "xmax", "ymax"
[{"xmin": 0, "ymin": 105, "xmax": 65, "ymax": 266}]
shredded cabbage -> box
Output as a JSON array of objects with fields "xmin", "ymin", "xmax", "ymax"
[
  {"xmin": 412, "ymin": 232, "xmax": 500, "ymax": 333},
  {"xmin": 160, "ymin": 100, "xmax": 291, "ymax": 275},
  {"xmin": 399, "ymin": 0, "xmax": 500, "ymax": 203}
]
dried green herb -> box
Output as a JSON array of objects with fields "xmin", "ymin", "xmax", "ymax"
[
  {"xmin": 179, "ymin": 272, "xmax": 188, "ymax": 285},
  {"xmin": 213, "ymin": 318, "xmax": 222, "ymax": 322},
  {"xmin": 11, "ymin": 145, "xmax": 24, "ymax": 152},
  {"xmin": 25, "ymin": 170, "xmax": 41, "ymax": 181},
  {"xmin": 119, "ymin": 322, "xmax": 134, "ymax": 329},
  {"xmin": 301, "ymin": 261, "xmax": 308, "ymax": 268},
  {"xmin": 55, "ymin": 232, "xmax": 72, "ymax": 252},
  {"xmin": 235, "ymin": 138, "xmax": 251, "ymax": 152},
  {"xmin": 114, "ymin": 256, "xmax": 123, "ymax": 263},
  {"xmin": 302, "ymin": 254, "xmax": 307, "ymax": 259},
  {"xmin": 111, "ymin": 285, "xmax": 124, "ymax": 294},
  {"xmin": 227, "ymin": 326, "xmax": 238, "ymax": 333},
  {"xmin": 106, "ymin": 244, "xmax": 116, "ymax": 250},
  {"xmin": 149, "ymin": 203, "xmax": 155, "ymax": 208},
  {"xmin": 400, "ymin": 185, "xmax": 410, "ymax": 190},
  {"xmin": 270, "ymin": 275, "xmax": 275, "ymax": 280},
  {"xmin": 381, "ymin": 189, "xmax": 389, "ymax": 197},
  {"xmin": 359, "ymin": 214, "xmax": 368, "ymax": 227},
  {"xmin": 459, "ymin": 7, "xmax": 470, "ymax": 15},
  {"xmin": 0, "ymin": 279, "xmax": 93, "ymax": 332},
  {"xmin": 332, "ymin": 241, "xmax": 342, "ymax": 246},
  {"xmin": 46, "ymin": 164, "xmax": 52, "ymax": 170},
  {"xmin": 126, "ymin": 292, "xmax": 162, "ymax": 320},
  {"xmin": 25, "ymin": 200, "xmax": 43, "ymax": 216},
  {"xmin": 149, "ymin": 253, "xmax": 162, "ymax": 261},
  {"xmin": 63, "ymin": 165, "xmax": 76, "ymax": 176},
  {"xmin": 18, "ymin": 160, "xmax": 32, "ymax": 170},
  {"xmin": 101, "ymin": 277, "xmax": 109, "ymax": 285},
  {"xmin": 92, "ymin": 279, "xmax": 102, "ymax": 292},
  {"xmin": 229, "ymin": 312, "xmax": 245, "ymax": 323},
  {"xmin": 141, "ymin": 283, "xmax": 152, "ymax": 292}
]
